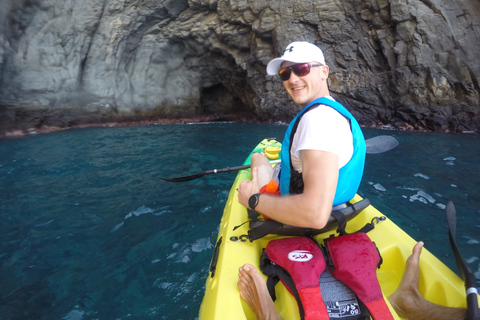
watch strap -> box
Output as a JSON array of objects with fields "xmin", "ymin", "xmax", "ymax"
[{"xmin": 248, "ymin": 193, "xmax": 261, "ymax": 210}]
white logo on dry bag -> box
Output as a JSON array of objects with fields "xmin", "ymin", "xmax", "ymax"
[{"xmin": 288, "ymin": 250, "xmax": 313, "ymax": 262}]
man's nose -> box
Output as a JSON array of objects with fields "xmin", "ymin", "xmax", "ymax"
[{"xmin": 288, "ymin": 72, "xmax": 300, "ymax": 83}]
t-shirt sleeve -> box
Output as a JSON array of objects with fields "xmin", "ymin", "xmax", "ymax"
[{"xmin": 292, "ymin": 106, "xmax": 353, "ymax": 167}]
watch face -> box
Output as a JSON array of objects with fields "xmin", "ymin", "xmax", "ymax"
[
  {"xmin": 248, "ymin": 195, "xmax": 254, "ymax": 208},
  {"xmin": 249, "ymin": 194, "xmax": 258, "ymax": 209}
]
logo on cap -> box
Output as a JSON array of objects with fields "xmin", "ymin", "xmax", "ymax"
[
  {"xmin": 285, "ymin": 46, "xmax": 294, "ymax": 53},
  {"xmin": 288, "ymin": 250, "xmax": 313, "ymax": 262}
]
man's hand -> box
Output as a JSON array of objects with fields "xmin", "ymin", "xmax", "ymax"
[{"xmin": 238, "ymin": 167, "xmax": 260, "ymax": 208}]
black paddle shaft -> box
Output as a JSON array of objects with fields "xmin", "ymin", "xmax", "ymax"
[
  {"xmin": 446, "ymin": 201, "xmax": 480, "ymax": 320},
  {"xmin": 160, "ymin": 136, "xmax": 399, "ymax": 183},
  {"xmin": 160, "ymin": 164, "xmax": 252, "ymax": 182}
]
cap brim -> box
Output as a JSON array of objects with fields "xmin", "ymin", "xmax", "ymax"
[{"xmin": 266, "ymin": 58, "xmax": 285, "ymax": 76}]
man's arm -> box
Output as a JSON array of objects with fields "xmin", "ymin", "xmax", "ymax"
[{"xmin": 238, "ymin": 149, "xmax": 338, "ymax": 229}]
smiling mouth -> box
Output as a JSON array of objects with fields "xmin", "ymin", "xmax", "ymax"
[{"xmin": 292, "ymin": 86, "xmax": 305, "ymax": 92}]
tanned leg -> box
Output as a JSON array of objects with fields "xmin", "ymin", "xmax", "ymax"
[
  {"xmin": 389, "ymin": 241, "xmax": 468, "ymax": 320},
  {"xmin": 238, "ymin": 264, "xmax": 282, "ymax": 320}
]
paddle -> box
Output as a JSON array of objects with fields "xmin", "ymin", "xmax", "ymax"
[
  {"xmin": 161, "ymin": 159, "xmax": 281, "ymax": 182},
  {"xmin": 160, "ymin": 135, "xmax": 399, "ymax": 182},
  {"xmin": 364, "ymin": 135, "xmax": 399, "ymax": 154},
  {"xmin": 445, "ymin": 201, "xmax": 480, "ymax": 320}
]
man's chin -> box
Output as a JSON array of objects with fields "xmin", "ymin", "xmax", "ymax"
[{"xmin": 291, "ymin": 96, "xmax": 309, "ymax": 107}]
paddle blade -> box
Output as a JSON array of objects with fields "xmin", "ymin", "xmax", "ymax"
[
  {"xmin": 160, "ymin": 172, "xmax": 206, "ymax": 182},
  {"xmin": 446, "ymin": 201, "xmax": 457, "ymax": 240},
  {"xmin": 365, "ymin": 135, "xmax": 399, "ymax": 154},
  {"xmin": 445, "ymin": 201, "xmax": 480, "ymax": 320},
  {"xmin": 446, "ymin": 201, "xmax": 466, "ymax": 279}
]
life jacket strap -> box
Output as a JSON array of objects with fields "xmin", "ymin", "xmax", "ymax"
[
  {"xmin": 299, "ymin": 287, "xmax": 330, "ymax": 320},
  {"xmin": 260, "ymin": 237, "xmax": 329, "ymax": 320},
  {"xmin": 325, "ymin": 233, "xmax": 394, "ymax": 320},
  {"xmin": 331, "ymin": 201, "xmax": 376, "ymax": 236},
  {"xmin": 365, "ymin": 299, "xmax": 395, "ymax": 320}
]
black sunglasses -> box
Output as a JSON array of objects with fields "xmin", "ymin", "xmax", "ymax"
[{"xmin": 278, "ymin": 63, "xmax": 322, "ymax": 81}]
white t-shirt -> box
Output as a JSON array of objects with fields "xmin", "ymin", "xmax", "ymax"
[{"xmin": 290, "ymin": 101, "xmax": 354, "ymax": 172}]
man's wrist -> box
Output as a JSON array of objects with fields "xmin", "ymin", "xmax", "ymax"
[{"xmin": 248, "ymin": 193, "xmax": 261, "ymax": 210}]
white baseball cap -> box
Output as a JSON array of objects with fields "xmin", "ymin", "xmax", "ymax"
[{"xmin": 266, "ymin": 41, "xmax": 326, "ymax": 76}]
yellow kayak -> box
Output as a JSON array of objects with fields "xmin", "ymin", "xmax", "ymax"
[{"xmin": 199, "ymin": 138, "xmax": 475, "ymax": 319}]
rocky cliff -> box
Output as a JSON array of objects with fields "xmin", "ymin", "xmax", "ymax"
[{"xmin": 1, "ymin": 0, "xmax": 479, "ymax": 135}]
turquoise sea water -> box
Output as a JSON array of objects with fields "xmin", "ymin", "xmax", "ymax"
[{"xmin": 0, "ymin": 123, "xmax": 479, "ymax": 319}]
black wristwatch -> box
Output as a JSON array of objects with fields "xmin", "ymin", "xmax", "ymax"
[{"xmin": 248, "ymin": 193, "xmax": 261, "ymax": 210}]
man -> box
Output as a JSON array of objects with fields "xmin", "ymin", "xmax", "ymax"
[
  {"xmin": 236, "ymin": 40, "xmax": 366, "ymax": 319},
  {"xmin": 236, "ymin": 41, "xmax": 475, "ymax": 320},
  {"xmin": 237, "ymin": 41, "xmax": 365, "ymax": 230}
]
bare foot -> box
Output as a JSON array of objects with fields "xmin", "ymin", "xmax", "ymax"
[
  {"xmin": 389, "ymin": 241, "xmax": 470, "ymax": 320},
  {"xmin": 389, "ymin": 241, "xmax": 425, "ymax": 317},
  {"xmin": 238, "ymin": 264, "xmax": 282, "ymax": 320}
]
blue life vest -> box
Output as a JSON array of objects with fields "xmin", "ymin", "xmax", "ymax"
[{"xmin": 279, "ymin": 97, "xmax": 366, "ymax": 206}]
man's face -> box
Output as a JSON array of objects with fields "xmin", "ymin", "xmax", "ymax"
[{"xmin": 281, "ymin": 61, "xmax": 329, "ymax": 108}]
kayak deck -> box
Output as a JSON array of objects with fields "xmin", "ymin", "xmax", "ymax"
[{"xmin": 199, "ymin": 139, "xmax": 474, "ymax": 319}]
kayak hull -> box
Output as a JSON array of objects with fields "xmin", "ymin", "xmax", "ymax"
[{"xmin": 199, "ymin": 139, "xmax": 476, "ymax": 319}]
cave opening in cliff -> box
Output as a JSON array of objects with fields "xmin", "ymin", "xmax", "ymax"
[{"xmin": 199, "ymin": 84, "xmax": 246, "ymax": 116}]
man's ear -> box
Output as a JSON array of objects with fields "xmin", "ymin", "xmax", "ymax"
[{"xmin": 322, "ymin": 65, "xmax": 330, "ymax": 79}]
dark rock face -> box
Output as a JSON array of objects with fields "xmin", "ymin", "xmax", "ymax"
[{"xmin": 1, "ymin": 0, "xmax": 479, "ymax": 134}]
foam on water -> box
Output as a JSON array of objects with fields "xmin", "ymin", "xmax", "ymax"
[
  {"xmin": 62, "ymin": 309, "xmax": 85, "ymax": 320},
  {"xmin": 34, "ymin": 219, "xmax": 55, "ymax": 227},
  {"xmin": 410, "ymin": 190, "xmax": 436, "ymax": 204},
  {"xmin": 436, "ymin": 203, "xmax": 447, "ymax": 210},
  {"xmin": 111, "ymin": 205, "xmax": 173, "ymax": 232},
  {"xmin": 125, "ymin": 205, "xmax": 155, "ymax": 219},
  {"xmin": 414, "ymin": 173, "xmax": 430, "ymax": 179},
  {"xmin": 466, "ymin": 237, "xmax": 480, "ymax": 245},
  {"xmin": 192, "ymin": 237, "xmax": 214, "ymax": 253},
  {"xmin": 444, "ymin": 156, "xmax": 456, "ymax": 166},
  {"xmin": 110, "ymin": 221, "xmax": 124, "ymax": 233},
  {"xmin": 167, "ymin": 238, "xmax": 213, "ymax": 264},
  {"xmin": 368, "ymin": 181, "xmax": 387, "ymax": 192}
]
